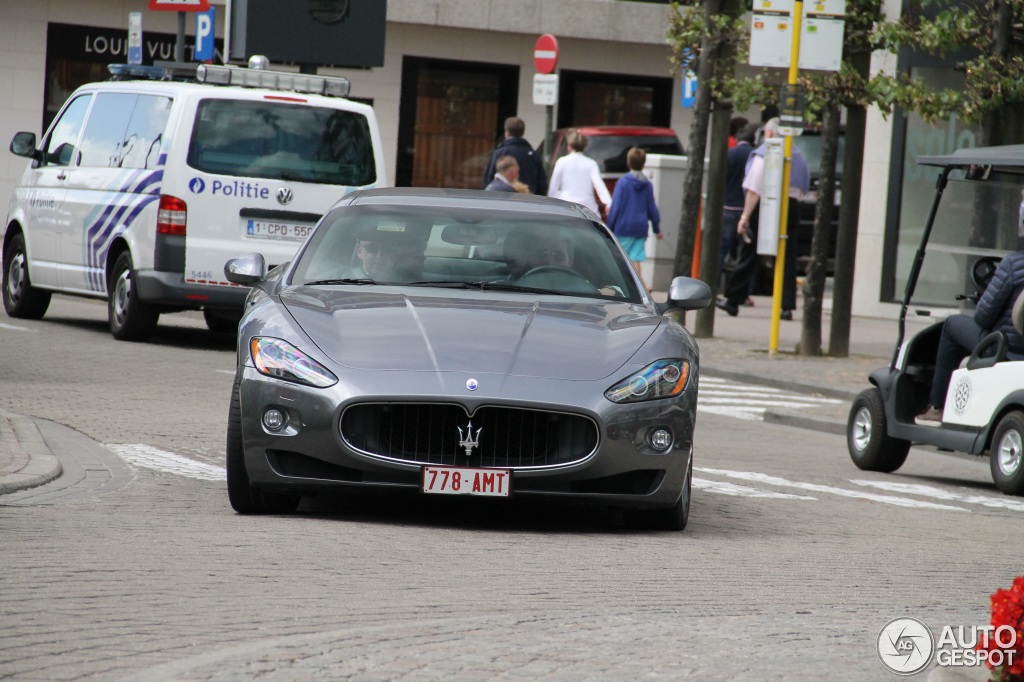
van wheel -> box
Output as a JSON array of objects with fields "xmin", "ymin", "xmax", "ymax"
[
  {"xmin": 991, "ymin": 411, "xmax": 1024, "ymax": 496},
  {"xmin": 226, "ymin": 382, "xmax": 300, "ymax": 515},
  {"xmin": 2, "ymin": 233, "xmax": 51, "ymax": 319},
  {"xmin": 847, "ymin": 388, "xmax": 910, "ymax": 473},
  {"xmin": 108, "ymin": 252, "xmax": 159, "ymax": 341},
  {"xmin": 204, "ymin": 309, "xmax": 240, "ymax": 335}
]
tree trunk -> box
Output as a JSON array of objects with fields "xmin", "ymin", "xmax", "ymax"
[
  {"xmin": 672, "ymin": 0, "xmax": 722, "ymax": 282},
  {"xmin": 799, "ymin": 101, "xmax": 840, "ymax": 356},
  {"xmin": 693, "ymin": 100, "xmax": 734, "ymax": 337},
  {"xmin": 828, "ymin": 50, "xmax": 870, "ymax": 358}
]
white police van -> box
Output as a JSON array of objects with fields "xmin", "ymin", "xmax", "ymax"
[{"xmin": 2, "ymin": 57, "xmax": 385, "ymax": 340}]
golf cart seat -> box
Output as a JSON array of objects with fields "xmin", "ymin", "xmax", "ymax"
[{"xmin": 964, "ymin": 288, "xmax": 1024, "ymax": 370}]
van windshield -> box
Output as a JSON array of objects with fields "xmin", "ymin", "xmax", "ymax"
[{"xmin": 187, "ymin": 99, "xmax": 376, "ymax": 186}]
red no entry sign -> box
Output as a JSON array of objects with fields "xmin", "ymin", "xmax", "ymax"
[
  {"xmin": 148, "ymin": 0, "xmax": 211, "ymax": 11},
  {"xmin": 534, "ymin": 34, "xmax": 559, "ymax": 74}
]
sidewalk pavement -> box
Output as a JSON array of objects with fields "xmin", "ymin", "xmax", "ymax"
[{"xmin": 0, "ymin": 293, "xmax": 931, "ymax": 498}]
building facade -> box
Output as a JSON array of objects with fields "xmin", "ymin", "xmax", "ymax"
[{"xmin": 0, "ymin": 0, "xmax": 987, "ymax": 321}]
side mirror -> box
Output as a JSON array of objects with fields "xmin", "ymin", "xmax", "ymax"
[
  {"xmin": 224, "ymin": 252, "xmax": 266, "ymax": 285},
  {"xmin": 666, "ymin": 276, "xmax": 712, "ymax": 311},
  {"xmin": 10, "ymin": 132, "xmax": 39, "ymax": 160}
]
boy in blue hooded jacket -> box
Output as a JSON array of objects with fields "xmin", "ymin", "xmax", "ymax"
[{"xmin": 607, "ymin": 147, "xmax": 662, "ymax": 290}]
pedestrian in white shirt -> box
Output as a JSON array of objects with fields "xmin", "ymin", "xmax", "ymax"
[{"xmin": 547, "ymin": 131, "xmax": 612, "ymax": 216}]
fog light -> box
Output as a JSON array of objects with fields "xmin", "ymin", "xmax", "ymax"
[
  {"xmin": 648, "ymin": 428, "xmax": 673, "ymax": 451},
  {"xmin": 263, "ymin": 408, "xmax": 286, "ymax": 431}
]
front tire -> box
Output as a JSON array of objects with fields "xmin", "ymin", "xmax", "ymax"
[
  {"xmin": 847, "ymin": 388, "xmax": 910, "ymax": 473},
  {"xmin": 990, "ymin": 411, "xmax": 1024, "ymax": 496},
  {"xmin": 2, "ymin": 233, "xmax": 51, "ymax": 319},
  {"xmin": 108, "ymin": 252, "xmax": 159, "ymax": 341},
  {"xmin": 623, "ymin": 452, "xmax": 692, "ymax": 531},
  {"xmin": 226, "ymin": 382, "xmax": 300, "ymax": 515}
]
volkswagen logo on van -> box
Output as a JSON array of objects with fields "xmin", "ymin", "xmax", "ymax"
[
  {"xmin": 188, "ymin": 177, "xmax": 206, "ymax": 194},
  {"xmin": 277, "ymin": 187, "xmax": 294, "ymax": 205}
]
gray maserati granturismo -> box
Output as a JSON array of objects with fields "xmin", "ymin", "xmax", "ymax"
[{"xmin": 224, "ymin": 188, "xmax": 711, "ymax": 530}]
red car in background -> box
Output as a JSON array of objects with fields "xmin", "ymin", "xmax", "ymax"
[{"xmin": 539, "ymin": 125, "xmax": 686, "ymax": 195}]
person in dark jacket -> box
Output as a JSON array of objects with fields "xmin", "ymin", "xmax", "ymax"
[
  {"xmin": 482, "ymin": 117, "xmax": 548, "ymax": 195},
  {"xmin": 918, "ymin": 250, "xmax": 1024, "ymax": 423},
  {"xmin": 607, "ymin": 147, "xmax": 661, "ymax": 290}
]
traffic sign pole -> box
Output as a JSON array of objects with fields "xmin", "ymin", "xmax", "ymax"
[
  {"xmin": 769, "ymin": 0, "xmax": 803, "ymax": 354},
  {"xmin": 533, "ymin": 34, "xmax": 559, "ymax": 176}
]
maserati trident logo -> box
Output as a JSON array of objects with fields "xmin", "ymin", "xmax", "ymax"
[
  {"xmin": 276, "ymin": 187, "xmax": 294, "ymax": 205},
  {"xmin": 457, "ymin": 421, "xmax": 482, "ymax": 457}
]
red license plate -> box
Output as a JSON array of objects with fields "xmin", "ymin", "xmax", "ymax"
[{"xmin": 421, "ymin": 466, "xmax": 511, "ymax": 497}]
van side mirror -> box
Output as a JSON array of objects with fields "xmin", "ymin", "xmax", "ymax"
[
  {"xmin": 666, "ymin": 276, "xmax": 712, "ymax": 310},
  {"xmin": 10, "ymin": 132, "xmax": 40, "ymax": 161},
  {"xmin": 224, "ymin": 253, "xmax": 267, "ymax": 285}
]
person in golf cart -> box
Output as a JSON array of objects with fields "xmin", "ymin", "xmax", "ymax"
[{"xmin": 918, "ymin": 246, "xmax": 1024, "ymax": 424}]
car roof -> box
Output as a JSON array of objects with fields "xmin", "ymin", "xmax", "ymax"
[
  {"xmin": 340, "ymin": 187, "xmax": 595, "ymax": 218},
  {"xmin": 556, "ymin": 125, "xmax": 679, "ymax": 137},
  {"xmin": 918, "ymin": 145, "xmax": 1024, "ymax": 173}
]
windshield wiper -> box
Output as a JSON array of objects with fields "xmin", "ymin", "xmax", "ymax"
[
  {"xmin": 405, "ymin": 280, "xmax": 564, "ymax": 295},
  {"xmin": 303, "ymin": 277, "xmax": 378, "ymax": 286}
]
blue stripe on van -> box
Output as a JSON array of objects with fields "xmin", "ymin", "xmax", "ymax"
[{"xmin": 84, "ymin": 154, "xmax": 166, "ymax": 291}]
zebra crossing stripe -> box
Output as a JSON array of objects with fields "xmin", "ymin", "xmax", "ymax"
[
  {"xmin": 696, "ymin": 467, "xmax": 968, "ymax": 511},
  {"xmin": 851, "ymin": 480, "xmax": 1024, "ymax": 513},
  {"xmin": 693, "ymin": 477, "xmax": 817, "ymax": 499}
]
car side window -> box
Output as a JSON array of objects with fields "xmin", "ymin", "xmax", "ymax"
[
  {"xmin": 42, "ymin": 94, "xmax": 92, "ymax": 167},
  {"xmin": 121, "ymin": 95, "xmax": 172, "ymax": 169},
  {"xmin": 78, "ymin": 93, "xmax": 136, "ymax": 168}
]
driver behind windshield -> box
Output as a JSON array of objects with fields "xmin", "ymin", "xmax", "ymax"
[
  {"xmin": 354, "ymin": 222, "xmax": 428, "ymax": 282},
  {"xmin": 918, "ymin": 248, "xmax": 1024, "ymax": 424}
]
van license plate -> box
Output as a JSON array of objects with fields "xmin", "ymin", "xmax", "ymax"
[
  {"xmin": 245, "ymin": 219, "xmax": 313, "ymax": 242},
  {"xmin": 422, "ymin": 466, "xmax": 511, "ymax": 497}
]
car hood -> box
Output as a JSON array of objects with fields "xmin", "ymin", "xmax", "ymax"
[{"xmin": 280, "ymin": 288, "xmax": 661, "ymax": 380}]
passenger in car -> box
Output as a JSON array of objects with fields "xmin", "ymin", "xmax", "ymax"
[{"xmin": 918, "ymin": 250, "xmax": 1024, "ymax": 424}]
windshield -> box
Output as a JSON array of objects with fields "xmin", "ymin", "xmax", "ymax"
[
  {"xmin": 901, "ymin": 169, "xmax": 1024, "ymax": 307},
  {"xmin": 791, "ymin": 132, "xmax": 845, "ymax": 179},
  {"xmin": 187, "ymin": 99, "xmax": 376, "ymax": 186},
  {"xmin": 289, "ymin": 204, "xmax": 643, "ymax": 302},
  {"xmin": 585, "ymin": 135, "xmax": 684, "ymax": 173}
]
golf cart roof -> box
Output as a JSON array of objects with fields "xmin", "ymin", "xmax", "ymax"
[{"xmin": 918, "ymin": 145, "xmax": 1024, "ymax": 172}]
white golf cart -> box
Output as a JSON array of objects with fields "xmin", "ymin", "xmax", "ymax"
[{"xmin": 847, "ymin": 144, "xmax": 1024, "ymax": 496}]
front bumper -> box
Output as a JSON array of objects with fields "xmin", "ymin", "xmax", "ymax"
[
  {"xmin": 237, "ymin": 366, "xmax": 698, "ymax": 510},
  {"xmin": 135, "ymin": 270, "xmax": 249, "ymax": 311}
]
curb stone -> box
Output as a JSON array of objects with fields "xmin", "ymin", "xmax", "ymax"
[{"xmin": 0, "ymin": 409, "xmax": 62, "ymax": 495}]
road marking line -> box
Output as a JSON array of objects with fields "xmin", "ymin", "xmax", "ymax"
[
  {"xmin": 216, "ymin": 369, "xmax": 236, "ymax": 375},
  {"xmin": 696, "ymin": 467, "xmax": 968, "ymax": 511},
  {"xmin": 698, "ymin": 406, "xmax": 765, "ymax": 421},
  {"xmin": 109, "ymin": 444, "xmax": 226, "ymax": 481},
  {"xmin": 0, "ymin": 322, "xmax": 32, "ymax": 331},
  {"xmin": 851, "ymin": 480, "xmax": 1024, "ymax": 512},
  {"xmin": 693, "ymin": 477, "xmax": 817, "ymax": 499}
]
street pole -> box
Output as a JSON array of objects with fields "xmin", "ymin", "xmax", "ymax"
[
  {"xmin": 769, "ymin": 0, "xmax": 803, "ymax": 354},
  {"xmin": 545, "ymin": 104, "xmax": 553, "ymax": 176},
  {"xmin": 175, "ymin": 11, "xmax": 186, "ymax": 62}
]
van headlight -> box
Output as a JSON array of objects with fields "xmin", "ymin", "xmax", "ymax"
[
  {"xmin": 605, "ymin": 359, "xmax": 690, "ymax": 403},
  {"xmin": 250, "ymin": 337, "xmax": 338, "ymax": 388}
]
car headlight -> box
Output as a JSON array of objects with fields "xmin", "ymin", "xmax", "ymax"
[
  {"xmin": 250, "ymin": 337, "xmax": 338, "ymax": 388},
  {"xmin": 604, "ymin": 359, "xmax": 690, "ymax": 403}
]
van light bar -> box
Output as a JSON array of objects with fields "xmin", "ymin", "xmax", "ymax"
[{"xmin": 196, "ymin": 64, "xmax": 351, "ymax": 98}]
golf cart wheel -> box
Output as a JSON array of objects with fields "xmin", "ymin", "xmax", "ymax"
[
  {"xmin": 847, "ymin": 388, "xmax": 910, "ymax": 473},
  {"xmin": 990, "ymin": 411, "xmax": 1024, "ymax": 496}
]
